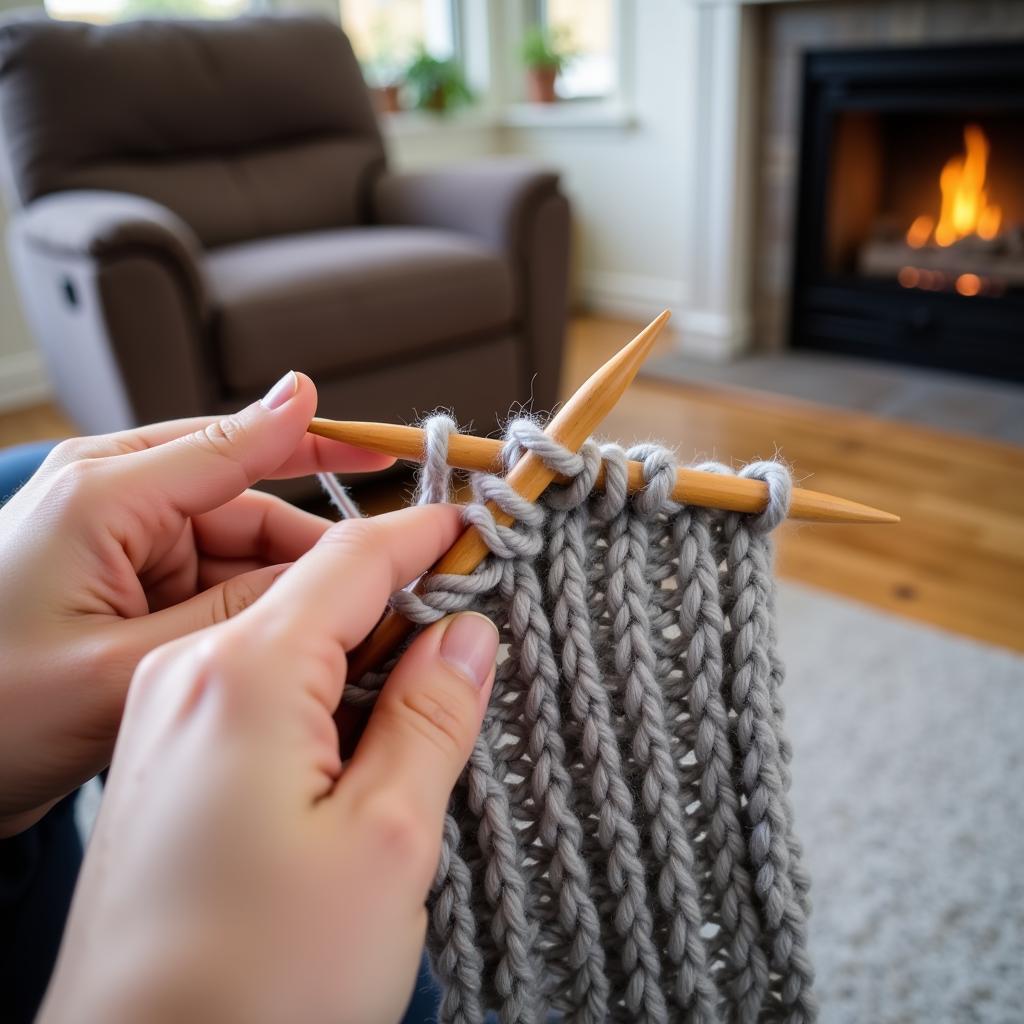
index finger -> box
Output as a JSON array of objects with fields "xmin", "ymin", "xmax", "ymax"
[
  {"xmin": 49, "ymin": 414, "xmax": 395, "ymax": 477},
  {"xmin": 251, "ymin": 504, "xmax": 463, "ymax": 656}
]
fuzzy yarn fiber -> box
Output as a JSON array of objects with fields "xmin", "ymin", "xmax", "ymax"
[{"xmin": 342, "ymin": 416, "xmax": 816, "ymax": 1024}]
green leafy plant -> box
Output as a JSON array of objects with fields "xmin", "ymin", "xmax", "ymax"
[
  {"xmin": 403, "ymin": 51, "xmax": 473, "ymax": 114},
  {"xmin": 519, "ymin": 25, "xmax": 572, "ymax": 73}
]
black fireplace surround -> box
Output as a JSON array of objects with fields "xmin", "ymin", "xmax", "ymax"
[{"xmin": 792, "ymin": 43, "xmax": 1024, "ymax": 382}]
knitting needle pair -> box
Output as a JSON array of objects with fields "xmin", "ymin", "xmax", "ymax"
[{"xmin": 308, "ymin": 311, "xmax": 899, "ymax": 681}]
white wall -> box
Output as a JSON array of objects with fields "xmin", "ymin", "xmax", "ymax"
[
  {"xmin": 386, "ymin": 116, "xmax": 502, "ymax": 170},
  {"xmin": 497, "ymin": 0, "xmax": 698, "ymax": 321}
]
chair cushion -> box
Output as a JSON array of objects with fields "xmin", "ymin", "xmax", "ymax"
[{"xmin": 205, "ymin": 226, "xmax": 517, "ymax": 392}]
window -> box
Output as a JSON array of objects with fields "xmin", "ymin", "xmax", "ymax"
[
  {"xmin": 537, "ymin": 0, "xmax": 615, "ymax": 100},
  {"xmin": 46, "ymin": 0, "xmax": 248, "ymax": 23},
  {"xmin": 341, "ymin": 0, "xmax": 458, "ymax": 85}
]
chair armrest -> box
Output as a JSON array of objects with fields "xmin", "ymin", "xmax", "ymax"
[
  {"xmin": 12, "ymin": 190, "xmax": 208, "ymax": 315},
  {"xmin": 371, "ymin": 160, "xmax": 562, "ymax": 256},
  {"xmin": 372, "ymin": 159, "xmax": 570, "ymax": 414}
]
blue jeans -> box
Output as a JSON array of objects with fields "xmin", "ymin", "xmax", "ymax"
[
  {"xmin": 0, "ymin": 440, "xmax": 58, "ymax": 503},
  {"xmin": 0, "ymin": 440, "xmax": 443, "ymax": 1023}
]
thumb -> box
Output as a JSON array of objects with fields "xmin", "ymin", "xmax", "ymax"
[
  {"xmin": 341, "ymin": 612, "xmax": 498, "ymax": 838},
  {"xmin": 117, "ymin": 563, "xmax": 290, "ymax": 660},
  {"xmin": 119, "ymin": 371, "xmax": 317, "ymax": 518}
]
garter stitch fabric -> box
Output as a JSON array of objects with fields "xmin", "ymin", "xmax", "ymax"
[{"xmin": 343, "ymin": 416, "xmax": 816, "ymax": 1024}]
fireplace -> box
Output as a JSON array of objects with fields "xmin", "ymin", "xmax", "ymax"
[{"xmin": 791, "ymin": 43, "xmax": 1024, "ymax": 382}]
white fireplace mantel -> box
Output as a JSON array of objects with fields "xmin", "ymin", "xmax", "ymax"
[
  {"xmin": 675, "ymin": 1, "xmax": 760, "ymax": 360},
  {"xmin": 677, "ymin": 0, "xmax": 814, "ymax": 361}
]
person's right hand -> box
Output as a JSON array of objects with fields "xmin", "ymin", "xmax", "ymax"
[
  {"xmin": 39, "ymin": 504, "xmax": 499, "ymax": 1024},
  {"xmin": 0, "ymin": 371, "xmax": 392, "ymax": 836}
]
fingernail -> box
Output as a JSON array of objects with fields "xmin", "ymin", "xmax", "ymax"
[
  {"xmin": 440, "ymin": 612, "xmax": 499, "ymax": 689},
  {"xmin": 261, "ymin": 370, "xmax": 297, "ymax": 411}
]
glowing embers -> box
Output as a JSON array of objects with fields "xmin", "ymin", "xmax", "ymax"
[
  {"xmin": 896, "ymin": 267, "xmax": 1004, "ymax": 297},
  {"xmin": 955, "ymin": 273, "xmax": 982, "ymax": 297}
]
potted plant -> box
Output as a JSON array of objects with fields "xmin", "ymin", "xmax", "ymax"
[
  {"xmin": 372, "ymin": 81, "xmax": 402, "ymax": 115},
  {"xmin": 361, "ymin": 25, "xmax": 404, "ymax": 115},
  {"xmin": 520, "ymin": 26, "xmax": 571, "ymax": 104},
  {"xmin": 403, "ymin": 51, "xmax": 473, "ymax": 114},
  {"xmin": 364, "ymin": 59, "xmax": 404, "ymax": 114}
]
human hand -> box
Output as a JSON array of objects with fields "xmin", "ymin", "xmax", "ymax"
[
  {"xmin": 39, "ymin": 504, "xmax": 498, "ymax": 1024},
  {"xmin": 0, "ymin": 372, "xmax": 392, "ymax": 836}
]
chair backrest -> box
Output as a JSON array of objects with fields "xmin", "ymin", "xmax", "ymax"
[{"xmin": 0, "ymin": 14, "xmax": 386, "ymax": 247}]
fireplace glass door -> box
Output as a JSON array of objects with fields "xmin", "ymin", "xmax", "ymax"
[{"xmin": 792, "ymin": 44, "xmax": 1024, "ymax": 381}]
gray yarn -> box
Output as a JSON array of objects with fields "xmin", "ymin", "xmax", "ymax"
[
  {"xmin": 317, "ymin": 471, "xmax": 364, "ymax": 520},
  {"xmin": 344, "ymin": 416, "xmax": 815, "ymax": 1023}
]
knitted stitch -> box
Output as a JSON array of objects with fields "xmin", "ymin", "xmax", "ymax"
[{"xmin": 342, "ymin": 416, "xmax": 816, "ymax": 1024}]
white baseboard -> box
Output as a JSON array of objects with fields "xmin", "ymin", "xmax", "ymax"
[
  {"xmin": 577, "ymin": 270, "xmax": 689, "ymax": 321},
  {"xmin": 0, "ymin": 349, "xmax": 51, "ymax": 413}
]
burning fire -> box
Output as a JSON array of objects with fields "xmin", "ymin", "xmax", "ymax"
[{"xmin": 905, "ymin": 124, "xmax": 1002, "ymax": 249}]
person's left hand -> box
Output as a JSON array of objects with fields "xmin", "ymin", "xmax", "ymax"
[{"xmin": 0, "ymin": 371, "xmax": 391, "ymax": 835}]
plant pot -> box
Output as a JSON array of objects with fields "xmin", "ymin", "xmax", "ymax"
[
  {"xmin": 371, "ymin": 84, "xmax": 401, "ymax": 115},
  {"xmin": 424, "ymin": 84, "xmax": 448, "ymax": 113},
  {"xmin": 526, "ymin": 66, "xmax": 558, "ymax": 104}
]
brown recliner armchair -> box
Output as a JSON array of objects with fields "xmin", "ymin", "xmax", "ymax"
[{"xmin": 0, "ymin": 14, "xmax": 569, "ymax": 439}]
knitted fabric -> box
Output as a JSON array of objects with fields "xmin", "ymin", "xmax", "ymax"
[{"xmin": 342, "ymin": 416, "xmax": 816, "ymax": 1024}]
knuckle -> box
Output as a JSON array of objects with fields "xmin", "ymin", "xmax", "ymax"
[
  {"xmin": 129, "ymin": 629, "xmax": 254, "ymax": 718},
  {"xmin": 46, "ymin": 437, "xmax": 95, "ymax": 467},
  {"xmin": 131, "ymin": 639, "xmax": 190, "ymax": 702},
  {"xmin": 48, "ymin": 457, "xmax": 111, "ymax": 511},
  {"xmin": 397, "ymin": 681, "xmax": 476, "ymax": 760},
  {"xmin": 185, "ymin": 416, "xmax": 248, "ymax": 461},
  {"xmin": 321, "ymin": 516, "xmax": 378, "ymax": 553},
  {"xmin": 318, "ymin": 518, "xmax": 388, "ymax": 582},
  {"xmin": 216, "ymin": 573, "xmax": 269, "ymax": 623},
  {"xmin": 195, "ymin": 628, "xmax": 247, "ymax": 674},
  {"xmin": 183, "ymin": 630, "xmax": 249, "ymax": 705},
  {"xmin": 359, "ymin": 791, "xmax": 434, "ymax": 869},
  {"xmin": 102, "ymin": 434, "xmax": 150, "ymax": 457}
]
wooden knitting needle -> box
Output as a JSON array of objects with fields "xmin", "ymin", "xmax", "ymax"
[
  {"xmin": 308, "ymin": 425, "xmax": 899, "ymax": 526},
  {"xmin": 343, "ymin": 310, "xmax": 672, "ymax": 681}
]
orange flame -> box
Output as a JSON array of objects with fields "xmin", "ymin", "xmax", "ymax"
[{"xmin": 906, "ymin": 124, "xmax": 1002, "ymax": 248}]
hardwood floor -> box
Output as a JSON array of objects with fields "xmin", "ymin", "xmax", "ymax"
[
  {"xmin": 567, "ymin": 316, "xmax": 1024, "ymax": 654},
  {"xmin": 0, "ymin": 400, "xmax": 74, "ymax": 448},
  {"xmin": 2, "ymin": 313, "xmax": 1022, "ymax": 652}
]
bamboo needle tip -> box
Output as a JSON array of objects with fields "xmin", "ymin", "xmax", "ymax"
[
  {"xmin": 836, "ymin": 507, "xmax": 901, "ymax": 525},
  {"xmin": 798, "ymin": 487, "xmax": 900, "ymax": 524},
  {"xmin": 842, "ymin": 500, "xmax": 901, "ymax": 525},
  {"xmin": 615, "ymin": 309, "xmax": 670, "ymax": 366},
  {"xmin": 589, "ymin": 310, "xmax": 670, "ymax": 384}
]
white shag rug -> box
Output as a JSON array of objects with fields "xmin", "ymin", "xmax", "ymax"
[{"xmin": 776, "ymin": 581, "xmax": 1024, "ymax": 1024}]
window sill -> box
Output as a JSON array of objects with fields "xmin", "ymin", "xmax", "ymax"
[
  {"xmin": 378, "ymin": 101, "xmax": 637, "ymax": 139},
  {"xmin": 499, "ymin": 100, "xmax": 637, "ymax": 131},
  {"xmin": 379, "ymin": 108, "xmax": 498, "ymax": 138}
]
